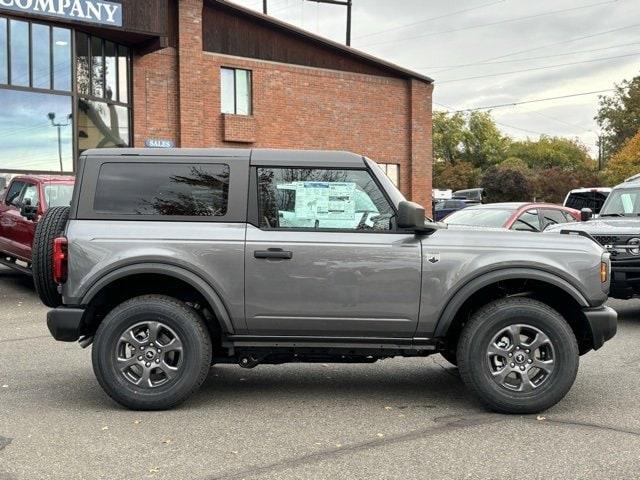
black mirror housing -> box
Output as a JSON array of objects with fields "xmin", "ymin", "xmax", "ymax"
[
  {"xmin": 20, "ymin": 198, "xmax": 38, "ymax": 221},
  {"xmin": 398, "ymin": 201, "xmax": 445, "ymax": 233},
  {"xmin": 580, "ymin": 208, "xmax": 593, "ymax": 222}
]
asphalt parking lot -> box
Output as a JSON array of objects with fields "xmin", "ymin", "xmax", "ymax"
[{"xmin": 1, "ymin": 265, "xmax": 640, "ymax": 480}]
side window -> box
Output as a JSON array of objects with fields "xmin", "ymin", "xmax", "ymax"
[
  {"xmin": 562, "ymin": 211, "xmax": 576, "ymax": 223},
  {"xmin": 5, "ymin": 181, "xmax": 24, "ymax": 206},
  {"xmin": 512, "ymin": 209, "xmax": 540, "ymax": 232},
  {"xmin": 93, "ymin": 163, "xmax": 230, "ymax": 217},
  {"xmin": 21, "ymin": 183, "xmax": 39, "ymax": 206},
  {"xmin": 257, "ymin": 168, "xmax": 394, "ymax": 231},
  {"xmin": 541, "ymin": 209, "xmax": 568, "ymax": 228},
  {"xmin": 221, "ymin": 67, "xmax": 252, "ymax": 115}
]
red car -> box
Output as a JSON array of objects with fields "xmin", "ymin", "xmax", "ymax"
[
  {"xmin": 443, "ymin": 202, "xmax": 581, "ymax": 231},
  {"xmin": 0, "ymin": 175, "xmax": 75, "ymax": 270}
]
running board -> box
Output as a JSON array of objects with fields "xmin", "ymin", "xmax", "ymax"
[
  {"xmin": 224, "ymin": 335, "xmax": 438, "ymax": 351},
  {"xmin": 0, "ymin": 257, "xmax": 31, "ymax": 275}
]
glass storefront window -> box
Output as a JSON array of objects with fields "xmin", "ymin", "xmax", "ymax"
[
  {"xmin": 52, "ymin": 27, "xmax": 71, "ymax": 91},
  {"xmin": 105, "ymin": 41, "xmax": 116, "ymax": 101},
  {"xmin": 78, "ymin": 99, "xmax": 129, "ymax": 153},
  {"xmin": 117, "ymin": 45, "xmax": 128, "ymax": 104},
  {"xmin": 9, "ymin": 19, "xmax": 29, "ymax": 87},
  {"xmin": 0, "ymin": 89, "xmax": 73, "ymax": 172},
  {"xmin": 76, "ymin": 32, "xmax": 89, "ymax": 95},
  {"xmin": 32, "ymin": 24, "xmax": 50, "ymax": 89},
  {"xmin": 91, "ymin": 36, "xmax": 103, "ymax": 98},
  {"xmin": 0, "ymin": 18, "xmax": 7, "ymax": 84}
]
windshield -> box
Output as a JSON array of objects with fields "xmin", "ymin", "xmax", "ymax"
[
  {"xmin": 565, "ymin": 191, "xmax": 609, "ymax": 213},
  {"xmin": 600, "ymin": 188, "xmax": 640, "ymax": 216},
  {"xmin": 444, "ymin": 208, "xmax": 514, "ymax": 227},
  {"xmin": 44, "ymin": 184, "xmax": 74, "ymax": 207}
]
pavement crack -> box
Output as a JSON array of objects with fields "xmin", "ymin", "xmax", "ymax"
[
  {"xmin": 207, "ymin": 414, "xmax": 503, "ymax": 480},
  {"xmin": 528, "ymin": 417, "xmax": 640, "ymax": 437},
  {"xmin": 0, "ymin": 335, "xmax": 50, "ymax": 344}
]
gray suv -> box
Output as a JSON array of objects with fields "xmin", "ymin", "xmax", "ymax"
[{"xmin": 36, "ymin": 148, "xmax": 616, "ymax": 413}]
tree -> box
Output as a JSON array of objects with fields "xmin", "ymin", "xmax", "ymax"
[
  {"xmin": 601, "ymin": 132, "xmax": 640, "ymax": 185},
  {"xmin": 506, "ymin": 137, "xmax": 592, "ymax": 170},
  {"xmin": 432, "ymin": 111, "xmax": 509, "ymax": 168},
  {"xmin": 460, "ymin": 111, "xmax": 510, "ymax": 168},
  {"xmin": 596, "ymin": 76, "xmax": 640, "ymax": 160},
  {"xmin": 433, "ymin": 111, "xmax": 465, "ymax": 164},
  {"xmin": 481, "ymin": 164, "xmax": 533, "ymax": 202},
  {"xmin": 534, "ymin": 167, "xmax": 601, "ymax": 203},
  {"xmin": 432, "ymin": 161, "xmax": 479, "ymax": 191}
]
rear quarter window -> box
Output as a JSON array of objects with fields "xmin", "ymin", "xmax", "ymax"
[{"xmin": 93, "ymin": 163, "xmax": 230, "ymax": 216}]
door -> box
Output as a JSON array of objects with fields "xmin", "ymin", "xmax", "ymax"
[
  {"xmin": 0, "ymin": 180, "xmax": 25, "ymax": 257},
  {"xmin": 510, "ymin": 209, "xmax": 541, "ymax": 232},
  {"xmin": 12, "ymin": 182, "xmax": 39, "ymax": 260},
  {"xmin": 245, "ymin": 166, "xmax": 422, "ymax": 338}
]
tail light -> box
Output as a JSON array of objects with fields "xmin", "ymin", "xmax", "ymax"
[{"xmin": 53, "ymin": 237, "xmax": 68, "ymax": 284}]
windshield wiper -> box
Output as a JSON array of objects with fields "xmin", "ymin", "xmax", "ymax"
[{"xmin": 600, "ymin": 213, "xmax": 624, "ymax": 217}]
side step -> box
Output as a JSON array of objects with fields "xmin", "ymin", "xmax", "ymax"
[{"xmin": 0, "ymin": 257, "xmax": 32, "ymax": 276}]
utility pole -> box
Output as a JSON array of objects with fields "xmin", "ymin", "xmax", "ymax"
[
  {"xmin": 47, "ymin": 112, "xmax": 72, "ymax": 172},
  {"xmin": 263, "ymin": 0, "xmax": 267, "ymax": 14},
  {"xmin": 597, "ymin": 134, "xmax": 604, "ymax": 170},
  {"xmin": 304, "ymin": 0, "xmax": 352, "ymax": 46}
]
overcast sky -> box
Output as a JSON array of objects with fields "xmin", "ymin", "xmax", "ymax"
[{"xmin": 231, "ymin": 0, "xmax": 640, "ymax": 157}]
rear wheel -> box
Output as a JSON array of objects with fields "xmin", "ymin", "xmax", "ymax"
[
  {"xmin": 457, "ymin": 297, "xmax": 579, "ymax": 414},
  {"xmin": 92, "ymin": 295, "xmax": 212, "ymax": 410},
  {"xmin": 32, "ymin": 206, "xmax": 69, "ymax": 307}
]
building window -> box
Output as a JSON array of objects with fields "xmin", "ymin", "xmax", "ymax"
[
  {"xmin": 221, "ymin": 67, "xmax": 251, "ymax": 115},
  {"xmin": 0, "ymin": 14, "xmax": 132, "ymax": 173},
  {"xmin": 378, "ymin": 164, "xmax": 399, "ymax": 187}
]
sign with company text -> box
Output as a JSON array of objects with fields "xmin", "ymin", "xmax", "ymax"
[
  {"xmin": 145, "ymin": 139, "xmax": 175, "ymax": 149},
  {"xmin": 0, "ymin": 0, "xmax": 123, "ymax": 27}
]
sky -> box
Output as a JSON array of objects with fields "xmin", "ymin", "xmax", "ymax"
[{"xmin": 231, "ymin": 0, "xmax": 640, "ymax": 157}]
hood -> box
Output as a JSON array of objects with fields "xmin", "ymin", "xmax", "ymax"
[
  {"xmin": 444, "ymin": 224, "xmax": 507, "ymax": 233},
  {"xmin": 544, "ymin": 217, "xmax": 640, "ymax": 235}
]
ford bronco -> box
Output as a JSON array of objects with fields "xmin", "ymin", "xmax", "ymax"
[{"xmin": 36, "ymin": 148, "xmax": 616, "ymax": 413}]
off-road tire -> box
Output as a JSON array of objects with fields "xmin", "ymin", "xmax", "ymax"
[
  {"xmin": 32, "ymin": 206, "xmax": 69, "ymax": 307},
  {"xmin": 92, "ymin": 295, "xmax": 212, "ymax": 410},
  {"xmin": 457, "ymin": 297, "xmax": 579, "ymax": 414}
]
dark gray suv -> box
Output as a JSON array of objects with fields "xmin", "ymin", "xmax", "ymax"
[{"xmin": 35, "ymin": 148, "xmax": 617, "ymax": 413}]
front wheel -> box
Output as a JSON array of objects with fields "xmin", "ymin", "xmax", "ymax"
[
  {"xmin": 92, "ymin": 295, "xmax": 212, "ymax": 410},
  {"xmin": 457, "ymin": 297, "xmax": 579, "ymax": 414}
]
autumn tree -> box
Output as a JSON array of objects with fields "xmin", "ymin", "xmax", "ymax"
[
  {"xmin": 601, "ymin": 132, "xmax": 640, "ymax": 185},
  {"xmin": 432, "ymin": 161, "xmax": 479, "ymax": 192},
  {"xmin": 481, "ymin": 163, "xmax": 534, "ymax": 202},
  {"xmin": 506, "ymin": 137, "xmax": 592, "ymax": 170},
  {"xmin": 596, "ymin": 76, "xmax": 640, "ymax": 160}
]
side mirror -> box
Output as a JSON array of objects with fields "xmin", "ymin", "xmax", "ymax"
[
  {"xmin": 20, "ymin": 198, "xmax": 38, "ymax": 221},
  {"xmin": 397, "ymin": 201, "xmax": 445, "ymax": 233},
  {"xmin": 580, "ymin": 208, "xmax": 593, "ymax": 222}
]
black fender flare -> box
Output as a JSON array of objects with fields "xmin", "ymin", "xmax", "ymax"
[
  {"xmin": 433, "ymin": 267, "xmax": 590, "ymax": 338},
  {"xmin": 80, "ymin": 263, "xmax": 235, "ymax": 334}
]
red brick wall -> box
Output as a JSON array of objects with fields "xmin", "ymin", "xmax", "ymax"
[{"xmin": 133, "ymin": 0, "xmax": 433, "ymax": 211}]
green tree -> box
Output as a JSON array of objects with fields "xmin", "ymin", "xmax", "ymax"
[
  {"xmin": 481, "ymin": 163, "xmax": 533, "ymax": 202},
  {"xmin": 601, "ymin": 132, "xmax": 640, "ymax": 185},
  {"xmin": 596, "ymin": 76, "xmax": 640, "ymax": 160},
  {"xmin": 506, "ymin": 137, "xmax": 592, "ymax": 170},
  {"xmin": 433, "ymin": 111, "xmax": 465, "ymax": 164},
  {"xmin": 432, "ymin": 161, "xmax": 479, "ymax": 191}
]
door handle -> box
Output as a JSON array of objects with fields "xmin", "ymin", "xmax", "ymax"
[{"xmin": 254, "ymin": 248, "xmax": 293, "ymax": 260}]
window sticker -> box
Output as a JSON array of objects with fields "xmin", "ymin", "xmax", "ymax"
[{"xmin": 278, "ymin": 181, "xmax": 357, "ymax": 221}]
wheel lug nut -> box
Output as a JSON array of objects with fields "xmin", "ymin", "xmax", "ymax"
[
  {"xmin": 155, "ymin": 359, "xmax": 160, "ymax": 363},
  {"xmin": 508, "ymin": 353, "xmax": 513, "ymax": 357},
  {"xmin": 510, "ymin": 363, "xmax": 515, "ymax": 368},
  {"xmin": 516, "ymin": 346, "xmax": 520, "ymax": 350},
  {"xmin": 150, "ymin": 343, "xmax": 154, "ymax": 347},
  {"xmin": 145, "ymin": 362, "xmax": 151, "ymax": 367},
  {"xmin": 525, "ymin": 349, "xmax": 530, "ymax": 354},
  {"xmin": 157, "ymin": 349, "xmax": 161, "ymax": 353},
  {"xmin": 138, "ymin": 356, "xmax": 143, "ymax": 361},
  {"xmin": 528, "ymin": 359, "xmax": 533, "ymax": 364}
]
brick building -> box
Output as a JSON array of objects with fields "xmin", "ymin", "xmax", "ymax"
[{"xmin": 0, "ymin": 0, "xmax": 434, "ymax": 209}]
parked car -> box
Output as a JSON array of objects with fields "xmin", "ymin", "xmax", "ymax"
[
  {"xmin": 434, "ymin": 198, "xmax": 468, "ymax": 220},
  {"xmin": 443, "ymin": 202, "xmax": 580, "ymax": 231},
  {"xmin": 563, "ymin": 187, "xmax": 611, "ymax": 215},
  {"xmin": 452, "ymin": 187, "xmax": 485, "ymax": 204},
  {"xmin": 546, "ymin": 174, "xmax": 640, "ymax": 299},
  {"xmin": 0, "ymin": 175, "xmax": 75, "ymax": 272},
  {"xmin": 38, "ymin": 148, "xmax": 615, "ymax": 413}
]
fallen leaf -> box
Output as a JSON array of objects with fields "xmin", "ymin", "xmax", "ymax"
[
  {"xmin": 376, "ymin": 433, "xmax": 384, "ymax": 438},
  {"xmin": 134, "ymin": 420, "xmax": 141, "ymax": 425},
  {"xmin": 536, "ymin": 415, "xmax": 546, "ymax": 421},
  {"xmin": 231, "ymin": 450, "xmax": 238, "ymax": 454},
  {"xmin": 101, "ymin": 426, "xmax": 109, "ymax": 431},
  {"xmin": 149, "ymin": 467, "xmax": 160, "ymax": 473},
  {"xmin": 335, "ymin": 443, "xmax": 342, "ymax": 448},
  {"xmin": 384, "ymin": 406, "xmax": 393, "ymax": 410}
]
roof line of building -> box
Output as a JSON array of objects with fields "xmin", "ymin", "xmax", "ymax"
[{"xmin": 211, "ymin": 0, "xmax": 434, "ymax": 84}]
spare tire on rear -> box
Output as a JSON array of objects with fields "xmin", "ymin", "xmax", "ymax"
[{"xmin": 32, "ymin": 206, "xmax": 70, "ymax": 308}]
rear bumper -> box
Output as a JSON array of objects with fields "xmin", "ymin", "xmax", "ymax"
[
  {"xmin": 47, "ymin": 307, "xmax": 84, "ymax": 342},
  {"xmin": 583, "ymin": 305, "xmax": 617, "ymax": 350}
]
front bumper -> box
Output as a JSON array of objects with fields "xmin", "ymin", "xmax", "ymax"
[
  {"xmin": 583, "ymin": 305, "xmax": 617, "ymax": 350},
  {"xmin": 47, "ymin": 307, "xmax": 85, "ymax": 342}
]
